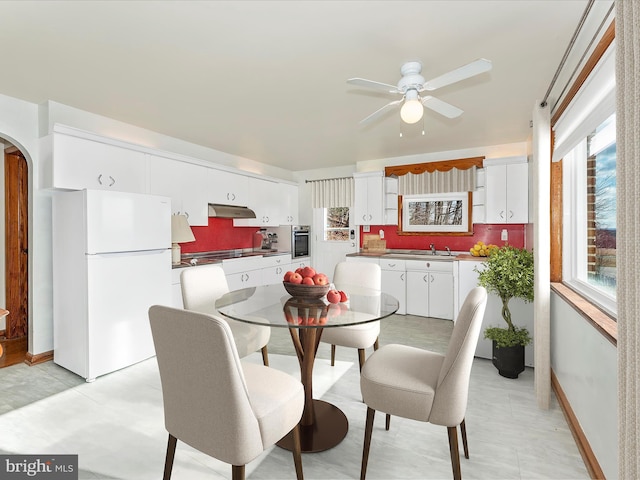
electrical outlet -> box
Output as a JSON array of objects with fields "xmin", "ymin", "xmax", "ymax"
[
  {"xmin": 501, "ymin": 229, "xmax": 508, "ymax": 241},
  {"xmin": 363, "ymin": 225, "xmax": 370, "ymax": 233},
  {"xmin": 379, "ymin": 229, "xmax": 385, "ymax": 239}
]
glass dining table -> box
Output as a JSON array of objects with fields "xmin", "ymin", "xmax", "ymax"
[{"xmin": 216, "ymin": 283, "xmax": 399, "ymax": 453}]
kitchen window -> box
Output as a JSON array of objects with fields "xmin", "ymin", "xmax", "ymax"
[{"xmin": 324, "ymin": 207, "xmax": 350, "ymax": 241}]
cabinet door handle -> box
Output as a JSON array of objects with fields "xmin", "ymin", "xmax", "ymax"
[
  {"xmin": 109, "ymin": 176, "xmax": 115, "ymax": 187},
  {"xmin": 509, "ymin": 210, "xmax": 514, "ymax": 218},
  {"xmin": 500, "ymin": 210, "xmax": 505, "ymax": 219},
  {"xmin": 431, "ymin": 274, "xmax": 435, "ymax": 283},
  {"xmin": 368, "ymin": 214, "xmax": 372, "ymax": 221},
  {"xmin": 232, "ymin": 193, "xmax": 236, "ymax": 201},
  {"xmin": 98, "ymin": 174, "xmax": 103, "ymax": 185},
  {"xmin": 362, "ymin": 215, "xmax": 367, "ymax": 221},
  {"xmin": 423, "ymin": 275, "xmax": 428, "ymax": 283},
  {"xmin": 400, "ymin": 273, "xmax": 404, "ymax": 281}
]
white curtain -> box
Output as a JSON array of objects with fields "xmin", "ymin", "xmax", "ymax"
[
  {"xmin": 310, "ymin": 177, "xmax": 354, "ymax": 208},
  {"xmin": 617, "ymin": 1, "xmax": 640, "ymax": 477},
  {"xmin": 397, "ymin": 167, "xmax": 476, "ymax": 195},
  {"xmin": 532, "ymin": 101, "xmax": 551, "ymax": 409}
]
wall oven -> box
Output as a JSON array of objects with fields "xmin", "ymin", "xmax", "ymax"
[{"xmin": 291, "ymin": 225, "xmax": 310, "ymax": 258}]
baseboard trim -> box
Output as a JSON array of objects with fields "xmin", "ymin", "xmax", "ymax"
[
  {"xmin": 551, "ymin": 369, "xmax": 606, "ymax": 480},
  {"xmin": 25, "ymin": 350, "xmax": 53, "ymax": 366}
]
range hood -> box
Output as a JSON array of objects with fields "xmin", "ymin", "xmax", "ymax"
[{"xmin": 207, "ymin": 203, "xmax": 256, "ymax": 219}]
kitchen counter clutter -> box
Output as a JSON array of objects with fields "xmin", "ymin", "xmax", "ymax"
[
  {"xmin": 174, "ymin": 249, "xmax": 291, "ymax": 268},
  {"xmin": 170, "ymin": 251, "xmax": 309, "ymax": 307}
]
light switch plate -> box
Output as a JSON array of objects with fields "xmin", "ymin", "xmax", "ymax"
[{"xmin": 501, "ymin": 229, "xmax": 508, "ymax": 241}]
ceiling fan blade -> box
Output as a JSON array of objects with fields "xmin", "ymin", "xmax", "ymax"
[
  {"xmin": 359, "ymin": 99, "xmax": 403, "ymax": 124},
  {"xmin": 422, "ymin": 58, "xmax": 492, "ymax": 91},
  {"xmin": 347, "ymin": 78, "xmax": 400, "ymax": 94},
  {"xmin": 421, "ymin": 96, "xmax": 463, "ymax": 119}
]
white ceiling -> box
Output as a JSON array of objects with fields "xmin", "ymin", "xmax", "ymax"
[{"xmin": 0, "ymin": 1, "xmax": 602, "ymax": 172}]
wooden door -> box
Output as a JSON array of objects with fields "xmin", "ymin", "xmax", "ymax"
[{"xmin": 5, "ymin": 149, "xmax": 28, "ymax": 339}]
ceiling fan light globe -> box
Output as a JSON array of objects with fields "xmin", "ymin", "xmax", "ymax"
[{"xmin": 400, "ymin": 99, "xmax": 424, "ymax": 124}]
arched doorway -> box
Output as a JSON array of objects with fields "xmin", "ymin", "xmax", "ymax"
[{"xmin": 0, "ymin": 144, "xmax": 29, "ymax": 367}]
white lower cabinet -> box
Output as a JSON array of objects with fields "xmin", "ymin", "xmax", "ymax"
[
  {"xmin": 405, "ymin": 260, "xmax": 454, "ymax": 320},
  {"xmin": 261, "ymin": 255, "xmax": 292, "ymax": 285},
  {"xmin": 290, "ymin": 257, "xmax": 311, "ymax": 271},
  {"xmin": 379, "ymin": 259, "xmax": 406, "ymax": 315}
]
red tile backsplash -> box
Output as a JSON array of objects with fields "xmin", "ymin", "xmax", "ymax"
[
  {"xmin": 361, "ymin": 224, "xmax": 527, "ymax": 252},
  {"xmin": 180, "ymin": 217, "xmax": 260, "ymax": 253},
  {"xmin": 180, "ymin": 217, "xmax": 527, "ymax": 255}
]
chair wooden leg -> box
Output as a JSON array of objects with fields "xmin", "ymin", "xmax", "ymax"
[
  {"xmin": 232, "ymin": 465, "xmax": 245, "ymax": 480},
  {"xmin": 261, "ymin": 345, "xmax": 269, "ymax": 367},
  {"xmin": 460, "ymin": 418, "xmax": 469, "ymax": 459},
  {"xmin": 447, "ymin": 426, "xmax": 462, "ymax": 480},
  {"xmin": 373, "ymin": 337, "xmax": 379, "ymax": 350},
  {"xmin": 291, "ymin": 423, "xmax": 304, "ymax": 480},
  {"xmin": 385, "ymin": 413, "xmax": 391, "ymax": 431},
  {"xmin": 163, "ymin": 434, "xmax": 177, "ymax": 480},
  {"xmin": 358, "ymin": 348, "xmax": 366, "ymax": 372},
  {"xmin": 330, "ymin": 344, "xmax": 336, "ymax": 366},
  {"xmin": 361, "ymin": 407, "xmax": 376, "ymax": 480}
]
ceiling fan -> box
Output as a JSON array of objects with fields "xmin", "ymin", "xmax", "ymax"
[{"xmin": 347, "ymin": 58, "xmax": 492, "ymax": 125}]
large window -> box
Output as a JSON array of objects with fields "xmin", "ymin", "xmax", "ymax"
[
  {"xmin": 324, "ymin": 207, "xmax": 350, "ymax": 241},
  {"xmin": 563, "ymin": 113, "xmax": 616, "ymax": 316},
  {"xmin": 557, "ymin": 42, "xmax": 616, "ymax": 317}
]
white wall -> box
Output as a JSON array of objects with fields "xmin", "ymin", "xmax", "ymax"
[
  {"xmin": 356, "ymin": 142, "xmax": 528, "ymax": 172},
  {"xmin": 550, "ymin": 291, "xmax": 617, "ymax": 479}
]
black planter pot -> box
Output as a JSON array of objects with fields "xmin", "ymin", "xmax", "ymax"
[{"xmin": 491, "ymin": 341, "xmax": 525, "ymax": 379}]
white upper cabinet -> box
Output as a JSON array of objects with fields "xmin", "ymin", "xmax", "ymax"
[
  {"xmin": 353, "ymin": 172, "xmax": 384, "ymax": 225},
  {"xmin": 280, "ymin": 183, "xmax": 299, "ymax": 225},
  {"xmin": 44, "ymin": 133, "xmax": 146, "ymax": 193},
  {"xmin": 147, "ymin": 154, "xmax": 209, "ymax": 226},
  {"xmin": 234, "ymin": 177, "xmax": 280, "ymax": 227},
  {"xmin": 484, "ymin": 157, "xmax": 529, "ymax": 224},
  {"xmin": 209, "ymin": 168, "xmax": 249, "ymax": 206}
]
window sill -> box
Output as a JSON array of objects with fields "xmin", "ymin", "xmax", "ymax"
[{"xmin": 551, "ymin": 282, "xmax": 617, "ymax": 346}]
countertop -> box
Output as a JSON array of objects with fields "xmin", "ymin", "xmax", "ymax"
[
  {"xmin": 173, "ymin": 249, "xmax": 291, "ymax": 269},
  {"xmin": 346, "ymin": 250, "xmax": 488, "ymax": 262}
]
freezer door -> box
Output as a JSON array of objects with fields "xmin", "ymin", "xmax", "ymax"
[
  {"xmin": 85, "ymin": 190, "xmax": 171, "ymax": 253},
  {"xmin": 86, "ymin": 249, "xmax": 171, "ymax": 380}
]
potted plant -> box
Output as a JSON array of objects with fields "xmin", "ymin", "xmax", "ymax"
[{"xmin": 475, "ymin": 245, "xmax": 534, "ymax": 378}]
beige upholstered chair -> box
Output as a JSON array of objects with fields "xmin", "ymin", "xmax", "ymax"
[
  {"xmin": 359, "ymin": 286, "xmax": 488, "ymax": 480},
  {"xmin": 148, "ymin": 305, "xmax": 304, "ymax": 480},
  {"xmin": 180, "ymin": 264, "xmax": 270, "ymax": 366},
  {"xmin": 320, "ymin": 261, "xmax": 382, "ymax": 371}
]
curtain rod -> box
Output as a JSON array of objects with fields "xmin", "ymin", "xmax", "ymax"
[
  {"xmin": 540, "ymin": 0, "xmax": 594, "ymax": 108},
  {"xmin": 305, "ymin": 176, "xmax": 353, "ymax": 183}
]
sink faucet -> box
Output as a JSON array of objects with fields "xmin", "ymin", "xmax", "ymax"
[
  {"xmin": 445, "ymin": 246, "xmax": 451, "ymax": 256},
  {"xmin": 430, "ymin": 243, "xmax": 436, "ymax": 255}
]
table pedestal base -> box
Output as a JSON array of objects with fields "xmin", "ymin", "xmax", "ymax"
[{"xmin": 277, "ymin": 399, "xmax": 348, "ymax": 453}]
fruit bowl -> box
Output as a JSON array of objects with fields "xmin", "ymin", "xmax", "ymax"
[{"xmin": 283, "ymin": 282, "xmax": 330, "ymax": 299}]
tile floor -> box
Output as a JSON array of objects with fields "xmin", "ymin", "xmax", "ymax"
[{"xmin": 0, "ymin": 315, "xmax": 588, "ymax": 479}]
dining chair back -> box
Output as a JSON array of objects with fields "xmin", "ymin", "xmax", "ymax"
[
  {"xmin": 359, "ymin": 286, "xmax": 488, "ymax": 480},
  {"xmin": 320, "ymin": 261, "xmax": 382, "ymax": 371},
  {"xmin": 180, "ymin": 264, "xmax": 270, "ymax": 365},
  {"xmin": 149, "ymin": 305, "xmax": 303, "ymax": 480}
]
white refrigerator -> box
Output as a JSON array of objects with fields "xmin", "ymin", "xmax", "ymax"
[{"xmin": 53, "ymin": 189, "xmax": 172, "ymax": 381}]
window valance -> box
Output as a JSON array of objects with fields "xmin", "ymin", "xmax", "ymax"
[
  {"xmin": 308, "ymin": 176, "xmax": 354, "ymax": 208},
  {"xmin": 385, "ymin": 157, "xmax": 483, "ymax": 195}
]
